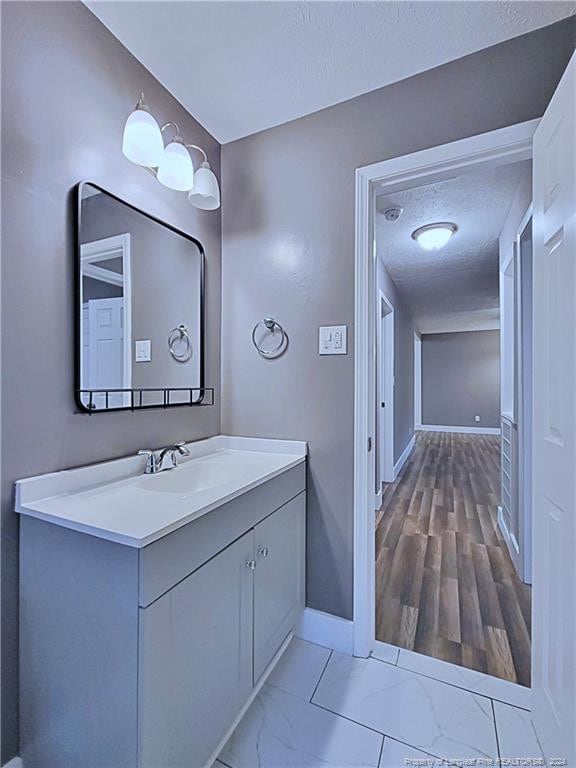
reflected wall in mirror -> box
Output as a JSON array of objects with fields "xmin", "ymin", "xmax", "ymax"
[{"xmin": 76, "ymin": 182, "xmax": 205, "ymax": 411}]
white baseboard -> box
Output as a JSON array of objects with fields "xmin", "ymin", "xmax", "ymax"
[
  {"xmin": 418, "ymin": 424, "xmax": 501, "ymax": 435},
  {"xmin": 393, "ymin": 435, "xmax": 416, "ymax": 480},
  {"xmin": 297, "ymin": 607, "xmax": 354, "ymax": 655},
  {"xmin": 2, "ymin": 758, "xmax": 23, "ymax": 768}
]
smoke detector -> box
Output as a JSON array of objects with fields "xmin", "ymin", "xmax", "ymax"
[{"xmin": 382, "ymin": 206, "xmax": 403, "ymax": 222}]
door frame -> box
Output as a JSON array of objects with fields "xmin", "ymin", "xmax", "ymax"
[
  {"xmin": 499, "ymin": 244, "xmax": 522, "ymax": 577},
  {"xmin": 414, "ymin": 332, "xmax": 422, "ymax": 430},
  {"xmin": 353, "ymin": 118, "xmax": 539, "ymax": 658},
  {"xmin": 376, "ymin": 289, "xmax": 395, "ymax": 491},
  {"xmin": 516, "ymin": 205, "xmax": 534, "ymax": 586},
  {"xmin": 80, "ymin": 233, "xmax": 132, "ymax": 405}
]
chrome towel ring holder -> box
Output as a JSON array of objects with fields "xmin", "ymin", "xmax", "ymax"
[
  {"xmin": 251, "ymin": 317, "xmax": 287, "ymax": 359},
  {"xmin": 168, "ymin": 324, "xmax": 193, "ymax": 363}
]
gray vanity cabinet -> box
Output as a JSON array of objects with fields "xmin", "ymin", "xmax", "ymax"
[
  {"xmin": 254, "ymin": 493, "xmax": 306, "ymax": 681},
  {"xmin": 139, "ymin": 531, "xmax": 255, "ymax": 768},
  {"xmin": 20, "ymin": 461, "xmax": 306, "ymax": 768},
  {"xmin": 139, "ymin": 492, "xmax": 306, "ymax": 767}
]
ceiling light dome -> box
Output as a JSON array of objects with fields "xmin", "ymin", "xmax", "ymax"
[{"xmin": 412, "ymin": 222, "xmax": 457, "ymax": 251}]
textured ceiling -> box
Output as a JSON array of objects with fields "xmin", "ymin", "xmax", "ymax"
[
  {"xmin": 84, "ymin": 1, "xmax": 575, "ymax": 143},
  {"xmin": 375, "ymin": 161, "xmax": 531, "ymax": 334}
]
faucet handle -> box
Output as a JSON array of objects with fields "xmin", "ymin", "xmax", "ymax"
[{"xmin": 174, "ymin": 441, "xmax": 190, "ymax": 456}]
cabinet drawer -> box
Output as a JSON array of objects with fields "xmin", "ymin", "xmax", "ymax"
[{"xmin": 139, "ymin": 462, "xmax": 305, "ymax": 607}]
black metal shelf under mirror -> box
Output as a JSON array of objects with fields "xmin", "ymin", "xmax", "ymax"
[{"xmin": 74, "ymin": 181, "xmax": 213, "ymax": 413}]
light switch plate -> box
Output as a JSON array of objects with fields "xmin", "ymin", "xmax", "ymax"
[
  {"xmin": 135, "ymin": 339, "xmax": 151, "ymax": 362},
  {"xmin": 319, "ymin": 325, "xmax": 347, "ymax": 355}
]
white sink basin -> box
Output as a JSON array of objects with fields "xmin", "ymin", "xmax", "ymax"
[{"xmin": 138, "ymin": 458, "xmax": 251, "ymax": 494}]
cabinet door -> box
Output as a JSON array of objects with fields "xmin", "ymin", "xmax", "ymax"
[
  {"xmin": 253, "ymin": 493, "xmax": 306, "ymax": 682},
  {"xmin": 139, "ymin": 531, "xmax": 254, "ymax": 768}
]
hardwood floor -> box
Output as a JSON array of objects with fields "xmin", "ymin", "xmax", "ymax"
[{"xmin": 375, "ymin": 431, "xmax": 532, "ymax": 687}]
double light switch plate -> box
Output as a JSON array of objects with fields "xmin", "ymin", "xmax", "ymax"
[
  {"xmin": 319, "ymin": 325, "xmax": 347, "ymax": 355},
  {"xmin": 135, "ymin": 339, "xmax": 151, "ymax": 362}
]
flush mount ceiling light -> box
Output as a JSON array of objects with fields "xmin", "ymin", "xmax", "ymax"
[
  {"xmin": 411, "ymin": 222, "xmax": 457, "ymax": 250},
  {"xmin": 122, "ymin": 93, "xmax": 220, "ymax": 210}
]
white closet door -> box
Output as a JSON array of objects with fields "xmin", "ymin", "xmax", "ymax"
[
  {"xmin": 87, "ymin": 297, "xmax": 125, "ymax": 408},
  {"xmin": 532, "ymin": 50, "xmax": 576, "ymax": 765}
]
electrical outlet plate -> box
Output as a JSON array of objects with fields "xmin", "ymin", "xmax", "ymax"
[{"xmin": 319, "ymin": 325, "xmax": 347, "ymax": 355}]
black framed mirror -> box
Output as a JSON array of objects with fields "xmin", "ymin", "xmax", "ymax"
[{"xmin": 75, "ymin": 182, "xmax": 211, "ymax": 412}]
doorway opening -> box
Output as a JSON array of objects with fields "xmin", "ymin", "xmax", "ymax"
[
  {"xmin": 353, "ymin": 120, "xmax": 538, "ymax": 687},
  {"xmin": 374, "ymin": 161, "xmax": 532, "ymax": 685}
]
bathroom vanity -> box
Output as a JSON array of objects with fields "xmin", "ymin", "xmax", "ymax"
[{"xmin": 16, "ymin": 436, "xmax": 306, "ymax": 768}]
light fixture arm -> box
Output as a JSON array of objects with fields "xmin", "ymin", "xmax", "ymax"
[
  {"xmin": 185, "ymin": 144, "xmax": 208, "ymax": 164},
  {"xmin": 135, "ymin": 92, "xmax": 149, "ymax": 111},
  {"xmin": 160, "ymin": 121, "xmax": 183, "ymax": 143}
]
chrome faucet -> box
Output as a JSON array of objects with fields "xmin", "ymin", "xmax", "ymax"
[{"xmin": 138, "ymin": 441, "xmax": 191, "ymax": 474}]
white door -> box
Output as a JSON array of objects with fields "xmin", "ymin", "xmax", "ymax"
[
  {"xmin": 87, "ymin": 297, "xmax": 126, "ymax": 409},
  {"xmin": 532, "ymin": 51, "xmax": 576, "ymax": 765},
  {"xmin": 376, "ymin": 292, "xmax": 394, "ymax": 495}
]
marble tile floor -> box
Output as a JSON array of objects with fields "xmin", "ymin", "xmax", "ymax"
[{"xmin": 215, "ymin": 637, "xmax": 542, "ymax": 768}]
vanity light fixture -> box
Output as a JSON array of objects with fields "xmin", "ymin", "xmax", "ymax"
[
  {"xmin": 122, "ymin": 93, "xmax": 221, "ymax": 210},
  {"xmin": 122, "ymin": 94, "xmax": 164, "ymax": 167},
  {"xmin": 411, "ymin": 222, "xmax": 457, "ymax": 250}
]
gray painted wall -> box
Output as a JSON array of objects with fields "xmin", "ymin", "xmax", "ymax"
[
  {"xmin": 1, "ymin": 2, "xmax": 221, "ymax": 759},
  {"xmin": 421, "ymin": 331, "xmax": 501, "ymax": 428},
  {"xmin": 221, "ymin": 19, "xmax": 575, "ymax": 622},
  {"xmin": 377, "ymin": 256, "xmax": 415, "ymax": 462}
]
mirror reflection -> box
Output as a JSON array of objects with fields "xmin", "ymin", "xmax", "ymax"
[{"xmin": 77, "ymin": 183, "xmax": 204, "ymax": 411}]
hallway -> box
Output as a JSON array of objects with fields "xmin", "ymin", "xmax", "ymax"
[{"xmin": 375, "ymin": 431, "xmax": 531, "ymax": 687}]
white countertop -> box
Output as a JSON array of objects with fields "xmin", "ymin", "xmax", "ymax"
[{"xmin": 15, "ymin": 436, "xmax": 307, "ymax": 547}]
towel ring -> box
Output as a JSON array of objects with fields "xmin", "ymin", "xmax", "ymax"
[
  {"xmin": 251, "ymin": 317, "xmax": 286, "ymax": 358},
  {"xmin": 168, "ymin": 324, "xmax": 193, "ymax": 363}
]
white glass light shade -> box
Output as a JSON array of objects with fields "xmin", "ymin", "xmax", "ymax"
[
  {"xmin": 412, "ymin": 222, "xmax": 457, "ymax": 251},
  {"xmin": 122, "ymin": 108, "xmax": 164, "ymax": 167},
  {"xmin": 157, "ymin": 141, "xmax": 195, "ymax": 191},
  {"xmin": 188, "ymin": 162, "xmax": 221, "ymax": 210}
]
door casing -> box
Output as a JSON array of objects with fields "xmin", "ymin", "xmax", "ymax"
[{"xmin": 353, "ymin": 119, "xmax": 538, "ymax": 659}]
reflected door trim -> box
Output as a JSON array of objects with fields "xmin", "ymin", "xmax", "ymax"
[{"xmin": 80, "ymin": 233, "xmax": 132, "ymax": 409}]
